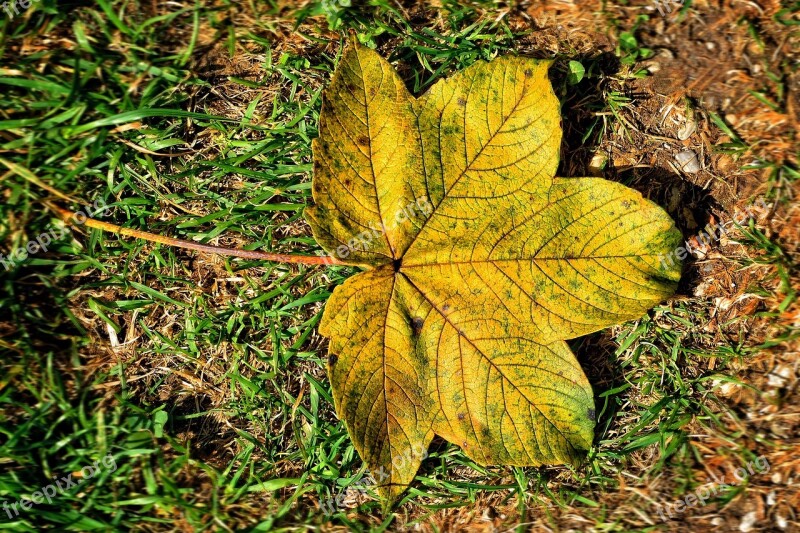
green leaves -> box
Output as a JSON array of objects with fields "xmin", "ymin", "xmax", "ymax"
[
  {"xmin": 567, "ymin": 60, "xmax": 585, "ymax": 84},
  {"xmin": 306, "ymin": 41, "xmax": 682, "ymax": 506}
]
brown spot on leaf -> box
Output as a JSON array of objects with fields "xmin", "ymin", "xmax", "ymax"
[
  {"xmin": 524, "ymin": 68, "xmax": 532, "ymax": 77},
  {"xmin": 411, "ymin": 317, "xmax": 424, "ymax": 334},
  {"xmin": 457, "ymin": 413, "xmax": 466, "ymax": 421},
  {"xmin": 357, "ymin": 135, "xmax": 369, "ymax": 146},
  {"xmin": 456, "ymin": 97, "xmax": 467, "ymax": 106}
]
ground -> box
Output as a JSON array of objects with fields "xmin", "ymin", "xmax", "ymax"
[{"xmin": 0, "ymin": 0, "xmax": 798, "ymax": 531}]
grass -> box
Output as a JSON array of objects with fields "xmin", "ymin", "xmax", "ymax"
[{"xmin": 1, "ymin": 1, "xmax": 797, "ymax": 531}]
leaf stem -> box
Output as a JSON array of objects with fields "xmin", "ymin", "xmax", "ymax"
[{"xmin": 51, "ymin": 205, "xmax": 343, "ymax": 266}]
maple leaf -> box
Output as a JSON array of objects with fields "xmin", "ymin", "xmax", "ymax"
[{"xmin": 305, "ymin": 41, "xmax": 682, "ymax": 506}]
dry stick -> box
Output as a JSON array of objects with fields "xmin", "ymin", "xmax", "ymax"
[{"xmin": 52, "ymin": 206, "xmax": 343, "ymax": 266}]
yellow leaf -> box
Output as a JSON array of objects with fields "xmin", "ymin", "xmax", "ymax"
[
  {"xmin": 307, "ymin": 41, "xmax": 682, "ymax": 507},
  {"xmin": 403, "ymin": 177, "xmax": 682, "ymax": 343},
  {"xmin": 305, "ymin": 41, "xmax": 425, "ymax": 265},
  {"xmin": 321, "ymin": 267, "xmax": 434, "ymax": 504}
]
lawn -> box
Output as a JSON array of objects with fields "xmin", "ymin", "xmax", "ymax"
[{"xmin": 0, "ymin": 1, "xmax": 798, "ymax": 531}]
